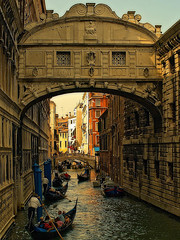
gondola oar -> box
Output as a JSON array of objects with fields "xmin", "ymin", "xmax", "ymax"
[{"xmin": 38, "ymin": 197, "xmax": 64, "ymax": 240}]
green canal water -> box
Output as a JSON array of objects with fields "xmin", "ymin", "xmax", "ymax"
[{"xmin": 6, "ymin": 169, "xmax": 180, "ymax": 240}]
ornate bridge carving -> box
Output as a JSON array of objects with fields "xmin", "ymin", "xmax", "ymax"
[{"xmin": 18, "ymin": 3, "xmax": 163, "ymax": 131}]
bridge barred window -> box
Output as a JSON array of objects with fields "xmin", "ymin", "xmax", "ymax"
[
  {"xmin": 57, "ymin": 51, "xmax": 71, "ymax": 66},
  {"xmin": 112, "ymin": 52, "xmax": 126, "ymax": 66}
]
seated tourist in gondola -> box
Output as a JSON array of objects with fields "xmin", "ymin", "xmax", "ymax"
[
  {"xmin": 65, "ymin": 215, "xmax": 71, "ymax": 224},
  {"xmin": 48, "ymin": 187, "xmax": 62, "ymax": 195},
  {"xmin": 58, "ymin": 210, "xmax": 65, "ymax": 223},
  {"xmin": 54, "ymin": 217, "xmax": 64, "ymax": 228},
  {"xmin": 38, "ymin": 217, "xmax": 45, "ymax": 228}
]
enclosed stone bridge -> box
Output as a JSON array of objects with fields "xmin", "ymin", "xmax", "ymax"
[{"xmin": 18, "ymin": 3, "xmax": 163, "ymax": 131}]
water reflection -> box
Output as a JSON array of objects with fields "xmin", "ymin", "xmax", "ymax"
[{"xmin": 7, "ymin": 169, "xmax": 180, "ymax": 240}]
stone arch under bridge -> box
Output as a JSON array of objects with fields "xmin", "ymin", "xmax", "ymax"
[{"xmin": 18, "ymin": 3, "xmax": 163, "ymax": 131}]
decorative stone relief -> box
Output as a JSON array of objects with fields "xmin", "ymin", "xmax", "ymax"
[
  {"xmin": 85, "ymin": 21, "xmax": 97, "ymax": 40},
  {"xmin": 143, "ymin": 68, "xmax": 149, "ymax": 77},
  {"xmin": 87, "ymin": 51, "xmax": 96, "ymax": 66},
  {"xmin": 32, "ymin": 67, "xmax": 38, "ymax": 76},
  {"xmin": 89, "ymin": 67, "xmax": 94, "ymax": 77},
  {"xmin": 94, "ymin": 4, "xmax": 119, "ymax": 18},
  {"xmin": 89, "ymin": 79, "xmax": 95, "ymax": 87}
]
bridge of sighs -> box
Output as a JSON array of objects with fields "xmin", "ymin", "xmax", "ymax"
[{"xmin": 18, "ymin": 3, "xmax": 163, "ymax": 131}]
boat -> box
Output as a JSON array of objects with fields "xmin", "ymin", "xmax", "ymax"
[
  {"xmin": 60, "ymin": 172, "xmax": 71, "ymax": 181},
  {"xmin": 44, "ymin": 182, "xmax": 68, "ymax": 201},
  {"xmin": 77, "ymin": 169, "xmax": 90, "ymax": 182},
  {"xmin": 101, "ymin": 180, "xmax": 124, "ymax": 197},
  {"xmin": 28, "ymin": 199, "xmax": 78, "ymax": 240},
  {"xmin": 92, "ymin": 174, "xmax": 105, "ymax": 188},
  {"xmin": 52, "ymin": 175, "xmax": 63, "ymax": 188}
]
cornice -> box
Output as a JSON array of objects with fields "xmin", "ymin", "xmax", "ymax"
[{"xmin": 155, "ymin": 19, "xmax": 180, "ymax": 57}]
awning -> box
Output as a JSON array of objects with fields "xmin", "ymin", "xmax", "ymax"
[{"xmin": 94, "ymin": 147, "xmax": 99, "ymax": 152}]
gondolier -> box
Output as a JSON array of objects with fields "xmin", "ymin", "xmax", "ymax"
[
  {"xmin": 42, "ymin": 176, "xmax": 49, "ymax": 194},
  {"xmin": 28, "ymin": 193, "xmax": 43, "ymax": 221}
]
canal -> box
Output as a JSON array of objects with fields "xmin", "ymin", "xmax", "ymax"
[{"xmin": 6, "ymin": 169, "xmax": 180, "ymax": 240}]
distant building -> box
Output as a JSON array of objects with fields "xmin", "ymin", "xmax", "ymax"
[
  {"xmin": 57, "ymin": 116, "xmax": 68, "ymax": 153},
  {"xmin": 50, "ymin": 101, "xmax": 57, "ymax": 157},
  {"xmin": 75, "ymin": 103, "xmax": 83, "ymax": 151},
  {"xmin": 89, "ymin": 93, "xmax": 109, "ymax": 156},
  {"xmin": 68, "ymin": 114, "xmax": 76, "ymax": 152},
  {"xmin": 81, "ymin": 93, "xmax": 89, "ymax": 154}
]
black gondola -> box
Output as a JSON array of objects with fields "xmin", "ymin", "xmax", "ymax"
[
  {"xmin": 77, "ymin": 169, "xmax": 90, "ymax": 182},
  {"xmin": 28, "ymin": 199, "xmax": 78, "ymax": 240},
  {"xmin": 52, "ymin": 175, "xmax": 63, "ymax": 188},
  {"xmin": 44, "ymin": 182, "xmax": 68, "ymax": 201}
]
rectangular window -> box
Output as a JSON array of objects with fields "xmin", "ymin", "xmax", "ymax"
[
  {"xmin": 112, "ymin": 52, "xmax": 126, "ymax": 66},
  {"xmin": 95, "ymin": 99, "xmax": 101, "ymax": 106},
  {"xmin": 168, "ymin": 162, "xmax": 173, "ymax": 180},
  {"xmin": 65, "ymin": 141, "xmax": 67, "ymax": 147},
  {"xmin": 95, "ymin": 135, "xmax": 99, "ymax": 145},
  {"xmin": 57, "ymin": 51, "xmax": 71, "ymax": 66},
  {"xmin": 60, "ymin": 141, "xmax": 62, "ymax": 148},
  {"xmin": 134, "ymin": 157, "xmax": 138, "ymax": 178},
  {"xmin": 143, "ymin": 159, "xmax": 148, "ymax": 175},
  {"xmin": 95, "ymin": 110, "xmax": 101, "ymax": 118},
  {"xmin": 155, "ymin": 160, "xmax": 159, "ymax": 178},
  {"xmin": 95, "ymin": 122, "xmax": 99, "ymax": 131},
  {"xmin": 169, "ymin": 55, "xmax": 175, "ymax": 74},
  {"xmin": 6, "ymin": 155, "xmax": 9, "ymax": 181},
  {"xmin": 126, "ymin": 157, "xmax": 130, "ymax": 171}
]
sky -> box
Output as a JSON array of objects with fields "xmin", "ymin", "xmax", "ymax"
[{"xmin": 48, "ymin": 0, "xmax": 180, "ymax": 117}]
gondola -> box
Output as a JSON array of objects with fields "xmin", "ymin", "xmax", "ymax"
[
  {"xmin": 28, "ymin": 199, "xmax": 78, "ymax": 240},
  {"xmin": 60, "ymin": 172, "xmax": 71, "ymax": 181},
  {"xmin": 52, "ymin": 176, "xmax": 63, "ymax": 188},
  {"xmin": 101, "ymin": 180, "xmax": 124, "ymax": 197},
  {"xmin": 77, "ymin": 169, "xmax": 90, "ymax": 182},
  {"xmin": 44, "ymin": 182, "xmax": 68, "ymax": 201}
]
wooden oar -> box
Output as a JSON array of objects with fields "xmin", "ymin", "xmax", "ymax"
[{"xmin": 38, "ymin": 197, "xmax": 64, "ymax": 240}]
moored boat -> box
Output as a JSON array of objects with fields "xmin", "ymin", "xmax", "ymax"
[
  {"xmin": 28, "ymin": 199, "xmax": 78, "ymax": 240},
  {"xmin": 60, "ymin": 172, "xmax": 71, "ymax": 180},
  {"xmin": 44, "ymin": 182, "xmax": 68, "ymax": 201},
  {"xmin": 77, "ymin": 168, "xmax": 90, "ymax": 182},
  {"xmin": 101, "ymin": 180, "xmax": 124, "ymax": 197}
]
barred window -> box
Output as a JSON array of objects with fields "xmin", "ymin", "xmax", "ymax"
[
  {"xmin": 112, "ymin": 52, "xmax": 126, "ymax": 66},
  {"xmin": 57, "ymin": 51, "xmax": 71, "ymax": 66}
]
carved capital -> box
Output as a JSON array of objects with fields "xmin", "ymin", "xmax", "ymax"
[{"xmin": 89, "ymin": 79, "xmax": 95, "ymax": 87}]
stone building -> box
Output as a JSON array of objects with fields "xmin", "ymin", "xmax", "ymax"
[
  {"xmin": 99, "ymin": 20, "xmax": 180, "ymax": 217},
  {"xmin": 0, "ymin": 1, "xmax": 49, "ymax": 239},
  {"xmin": 99, "ymin": 96, "xmax": 124, "ymax": 185}
]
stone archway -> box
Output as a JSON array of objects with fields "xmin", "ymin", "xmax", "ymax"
[{"xmin": 18, "ymin": 3, "xmax": 163, "ymax": 131}]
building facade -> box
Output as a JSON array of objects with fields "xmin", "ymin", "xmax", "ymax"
[
  {"xmin": 49, "ymin": 101, "xmax": 57, "ymax": 158},
  {"xmin": 89, "ymin": 93, "xmax": 109, "ymax": 156},
  {"xmin": 81, "ymin": 92, "xmax": 89, "ymax": 154},
  {"xmin": 57, "ymin": 116, "xmax": 68, "ymax": 153},
  {"xmin": 99, "ymin": 19, "xmax": 180, "ymax": 217},
  {"xmin": 68, "ymin": 115, "xmax": 76, "ymax": 152},
  {"xmin": 0, "ymin": 1, "xmax": 49, "ymax": 239}
]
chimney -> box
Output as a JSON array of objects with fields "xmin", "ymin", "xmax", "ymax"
[{"xmin": 69, "ymin": 112, "xmax": 71, "ymax": 117}]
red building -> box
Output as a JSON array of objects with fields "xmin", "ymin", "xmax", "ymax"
[{"xmin": 89, "ymin": 93, "xmax": 109, "ymax": 156}]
